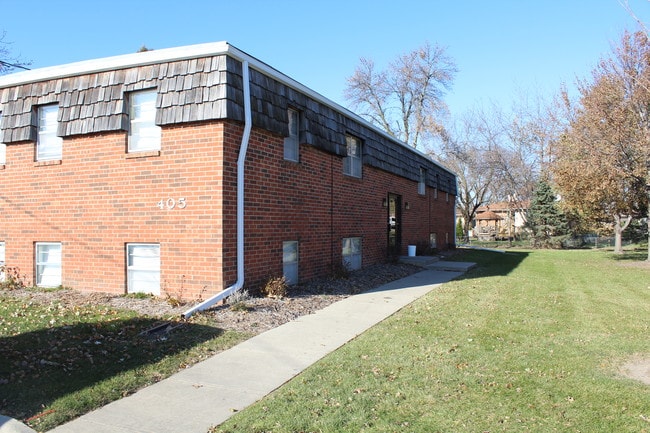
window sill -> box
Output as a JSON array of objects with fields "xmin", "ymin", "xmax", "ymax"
[
  {"xmin": 0, "ymin": 164, "xmax": 5, "ymax": 170},
  {"xmin": 35, "ymin": 159, "xmax": 62, "ymax": 167},
  {"xmin": 126, "ymin": 150, "xmax": 161, "ymax": 159}
]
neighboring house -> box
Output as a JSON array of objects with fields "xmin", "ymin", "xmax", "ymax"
[
  {"xmin": 472, "ymin": 201, "xmax": 529, "ymax": 240},
  {"xmin": 0, "ymin": 42, "xmax": 456, "ymax": 304}
]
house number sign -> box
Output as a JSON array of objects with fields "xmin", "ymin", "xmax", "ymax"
[{"xmin": 157, "ymin": 198, "xmax": 187, "ymax": 210}]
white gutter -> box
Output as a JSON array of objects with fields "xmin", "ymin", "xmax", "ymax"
[{"xmin": 181, "ymin": 59, "xmax": 251, "ymax": 319}]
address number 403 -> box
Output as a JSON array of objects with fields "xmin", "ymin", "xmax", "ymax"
[{"xmin": 157, "ymin": 198, "xmax": 187, "ymax": 210}]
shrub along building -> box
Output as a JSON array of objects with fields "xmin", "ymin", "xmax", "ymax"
[{"xmin": 0, "ymin": 43, "xmax": 456, "ymax": 314}]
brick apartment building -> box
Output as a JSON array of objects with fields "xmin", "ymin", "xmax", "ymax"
[{"xmin": 0, "ymin": 42, "xmax": 456, "ymax": 309}]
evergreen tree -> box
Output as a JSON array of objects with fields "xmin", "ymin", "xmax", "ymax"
[
  {"xmin": 525, "ymin": 180, "xmax": 568, "ymax": 248},
  {"xmin": 455, "ymin": 218, "xmax": 465, "ymax": 242}
]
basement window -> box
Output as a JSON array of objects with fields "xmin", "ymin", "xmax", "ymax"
[
  {"xmin": 284, "ymin": 108, "xmax": 299, "ymax": 162},
  {"xmin": 35, "ymin": 242, "xmax": 62, "ymax": 287},
  {"xmin": 36, "ymin": 105, "xmax": 62, "ymax": 161},
  {"xmin": 126, "ymin": 243, "xmax": 160, "ymax": 295},
  {"xmin": 282, "ymin": 241, "xmax": 299, "ymax": 285},
  {"xmin": 128, "ymin": 90, "xmax": 161, "ymax": 153},
  {"xmin": 342, "ymin": 237, "xmax": 362, "ymax": 270}
]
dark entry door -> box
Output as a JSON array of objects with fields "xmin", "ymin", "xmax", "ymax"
[{"xmin": 387, "ymin": 193, "xmax": 402, "ymax": 258}]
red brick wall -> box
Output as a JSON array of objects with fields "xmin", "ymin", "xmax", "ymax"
[
  {"xmin": 0, "ymin": 122, "xmax": 227, "ymax": 300},
  {"xmin": 0, "ymin": 119, "xmax": 455, "ymax": 299},
  {"xmin": 232, "ymin": 122, "xmax": 456, "ymax": 290}
]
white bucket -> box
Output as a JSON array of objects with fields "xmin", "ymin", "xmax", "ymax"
[{"xmin": 407, "ymin": 245, "xmax": 417, "ymax": 257}]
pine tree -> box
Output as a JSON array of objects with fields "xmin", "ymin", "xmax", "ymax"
[
  {"xmin": 525, "ymin": 180, "xmax": 568, "ymax": 248},
  {"xmin": 455, "ymin": 218, "xmax": 465, "ymax": 242}
]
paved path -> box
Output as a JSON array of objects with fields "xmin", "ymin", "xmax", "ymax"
[{"xmin": 50, "ymin": 262, "xmax": 473, "ymax": 433}]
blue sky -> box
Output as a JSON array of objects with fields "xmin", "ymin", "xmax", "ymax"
[{"xmin": 2, "ymin": 0, "xmax": 649, "ymax": 117}]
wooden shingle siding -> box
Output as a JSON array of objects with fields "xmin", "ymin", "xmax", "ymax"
[
  {"xmin": 0, "ymin": 54, "xmax": 242, "ymax": 143},
  {"xmin": 246, "ymin": 67, "xmax": 456, "ymax": 194},
  {"xmin": 0, "ymin": 50, "xmax": 455, "ymax": 194}
]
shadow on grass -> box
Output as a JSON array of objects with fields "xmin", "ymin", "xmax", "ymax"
[
  {"xmin": 0, "ymin": 316, "xmax": 222, "ymax": 422},
  {"xmin": 609, "ymin": 248, "xmax": 649, "ymax": 262},
  {"xmin": 448, "ymin": 247, "xmax": 530, "ymax": 281}
]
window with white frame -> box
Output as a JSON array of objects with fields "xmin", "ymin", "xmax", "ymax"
[
  {"xmin": 128, "ymin": 90, "xmax": 161, "ymax": 152},
  {"xmin": 418, "ymin": 168, "xmax": 426, "ymax": 195},
  {"xmin": 126, "ymin": 243, "xmax": 160, "ymax": 295},
  {"xmin": 430, "ymin": 233, "xmax": 437, "ymax": 249},
  {"xmin": 0, "ymin": 111, "xmax": 6, "ymax": 165},
  {"xmin": 284, "ymin": 108, "xmax": 299, "ymax": 162},
  {"xmin": 342, "ymin": 237, "xmax": 362, "ymax": 270},
  {"xmin": 0, "ymin": 241, "xmax": 5, "ymax": 282},
  {"xmin": 282, "ymin": 241, "xmax": 299, "ymax": 285},
  {"xmin": 35, "ymin": 242, "xmax": 62, "ymax": 287},
  {"xmin": 343, "ymin": 135, "xmax": 362, "ymax": 178},
  {"xmin": 37, "ymin": 105, "xmax": 62, "ymax": 161}
]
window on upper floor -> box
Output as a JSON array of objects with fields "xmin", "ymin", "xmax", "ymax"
[
  {"xmin": 284, "ymin": 108, "xmax": 299, "ymax": 162},
  {"xmin": 36, "ymin": 105, "xmax": 62, "ymax": 161},
  {"xmin": 35, "ymin": 242, "xmax": 62, "ymax": 288},
  {"xmin": 418, "ymin": 168, "xmax": 426, "ymax": 195},
  {"xmin": 282, "ymin": 241, "xmax": 299, "ymax": 285},
  {"xmin": 343, "ymin": 135, "xmax": 362, "ymax": 178},
  {"xmin": 434, "ymin": 174, "xmax": 440, "ymax": 199},
  {"xmin": 128, "ymin": 90, "xmax": 161, "ymax": 153},
  {"xmin": 342, "ymin": 237, "xmax": 362, "ymax": 271},
  {"xmin": 126, "ymin": 243, "xmax": 160, "ymax": 295}
]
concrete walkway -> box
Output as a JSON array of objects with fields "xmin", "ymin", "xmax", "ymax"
[{"xmin": 50, "ymin": 262, "xmax": 474, "ymax": 433}]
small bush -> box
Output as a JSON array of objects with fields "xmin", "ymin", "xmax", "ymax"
[
  {"xmin": 0, "ymin": 266, "xmax": 28, "ymax": 290},
  {"xmin": 228, "ymin": 289, "xmax": 252, "ymax": 312},
  {"xmin": 124, "ymin": 292, "xmax": 154, "ymax": 300},
  {"xmin": 331, "ymin": 262, "xmax": 351, "ymax": 280},
  {"xmin": 261, "ymin": 276, "xmax": 287, "ymax": 299},
  {"xmin": 165, "ymin": 294, "xmax": 184, "ymax": 307}
]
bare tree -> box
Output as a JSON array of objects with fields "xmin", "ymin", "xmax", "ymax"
[
  {"xmin": 457, "ymin": 98, "xmax": 552, "ymax": 219},
  {"xmin": 0, "ymin": 31, "xmax": 30, "ymax": 74},
  {"xmin": 345, "ymin": 42, "xmax": 457, "ymax": 149},
  {"xmin": 438, "ymin": 111, "xmax": 496, "ymax": 242}
]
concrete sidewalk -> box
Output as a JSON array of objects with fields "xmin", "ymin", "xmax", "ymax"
[{"xmin": 50, "ymin": 263, "xmax": 473, "ymax": 433}]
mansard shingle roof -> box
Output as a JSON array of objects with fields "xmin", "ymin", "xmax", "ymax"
[{"xmin": 0, "ymin": 42, "xmax": 457, "ymax": 194}]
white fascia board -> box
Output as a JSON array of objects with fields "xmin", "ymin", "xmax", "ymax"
[{"xmin": 0, "ymin": 42, "xmax": 231, "ymax": 88}]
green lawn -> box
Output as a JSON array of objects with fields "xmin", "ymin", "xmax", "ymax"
[{"xmin": 214, "ymin": 249, "xmax": 650, "ymax": 433}]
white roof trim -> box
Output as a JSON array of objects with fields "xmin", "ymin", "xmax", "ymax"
[{"xmin": 0, "ymin": 42, "xmax": 231, "ymax": 87}]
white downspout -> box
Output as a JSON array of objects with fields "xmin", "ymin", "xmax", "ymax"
[{"xmin": 182, "ymin": 60, "xmax": 251, "ymax": 319}]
